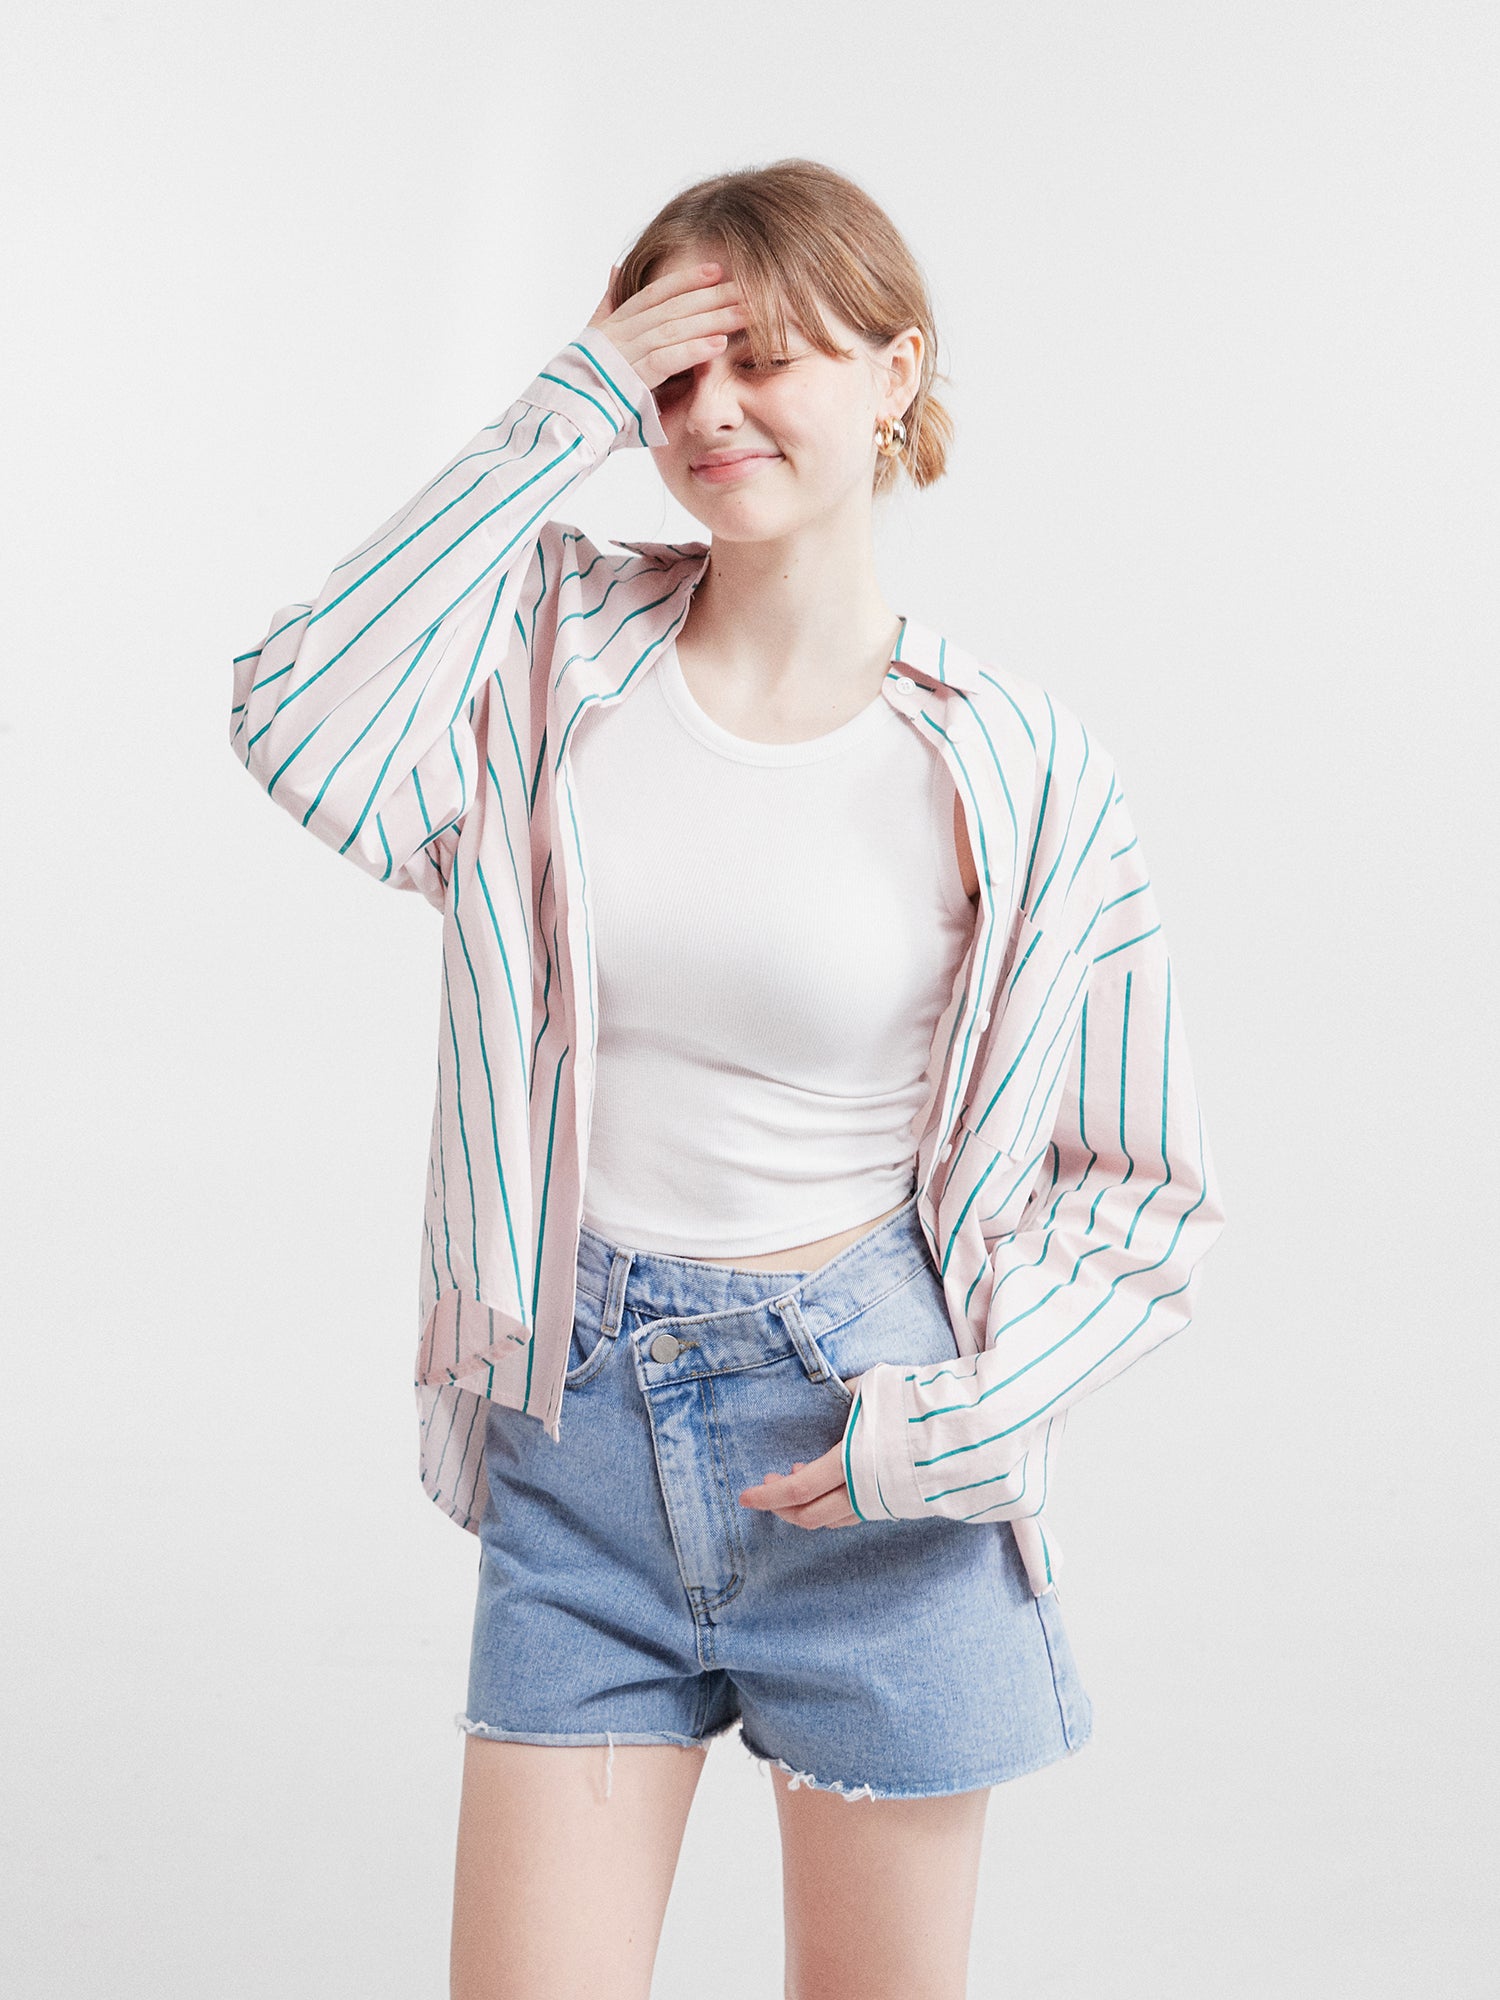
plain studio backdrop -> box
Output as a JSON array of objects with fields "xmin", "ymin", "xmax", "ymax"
[{"xmin": 2, "ymin": 4, "xmax": 1495, "ymax": 1996}]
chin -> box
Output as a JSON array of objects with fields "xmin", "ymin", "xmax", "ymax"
[
  {"xmin": 693, "ymin": 514, "xmax": 797, "ymax": 544},
  {"xmin": 677, "ymin": 487, "xmax": 807, "ymax": 536}
]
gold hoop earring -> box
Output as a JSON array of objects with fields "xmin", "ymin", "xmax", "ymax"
[{"xmin": 875, "ymin": 415, "xmax": 908, "ymax": 459}]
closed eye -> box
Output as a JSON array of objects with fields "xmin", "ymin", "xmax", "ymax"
[{"xmin": 659, "ymin": 357, "xmax": 793, "ymax": 393}]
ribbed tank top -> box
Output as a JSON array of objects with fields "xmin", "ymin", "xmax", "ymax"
[{"xmin": 570, "ymin": 640, "xmax": 976, "ymax": 1257}]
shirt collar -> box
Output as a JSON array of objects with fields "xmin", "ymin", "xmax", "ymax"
[
  {"xmin": 611, "ymin": 540, "xmax": 984, "ymax": 697},
  {"xmin": 889, "ymin": 612, "xmax": 983, "ymax": 694}
]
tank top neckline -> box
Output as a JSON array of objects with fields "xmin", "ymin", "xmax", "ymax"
[{"xmin": 655, "ymin": 640, "xmax": 891, "ymax": 767}]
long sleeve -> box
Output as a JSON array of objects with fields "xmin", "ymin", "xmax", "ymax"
[
  {"xmin": 230, "ymin": 329, "xmax": 666, "ymax": 903},
  {"xmin": 842, "ymin": 766, "xmax": 1228, "ymax": 1525}
]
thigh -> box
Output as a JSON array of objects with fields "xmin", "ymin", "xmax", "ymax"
[
  {"xmin": 773, "ymin": 1764, "xmax": 990, "ymax": 2000},
  {"xmin": 450, "ymin": 1735, "xmax": 708, "ymax": 2000}
]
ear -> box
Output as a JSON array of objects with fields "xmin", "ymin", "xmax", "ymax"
[{"xmin": 881, "ymin": 326, "xmax": 924, "ymax": 416}]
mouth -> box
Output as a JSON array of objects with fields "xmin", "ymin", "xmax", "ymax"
[{"xmin": 690, "ymin": 451, "xmax": 783, "ymax": 484}]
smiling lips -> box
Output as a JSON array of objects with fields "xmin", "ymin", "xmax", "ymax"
[{"xmin": 690, "ymin": 450, "xmax": 782, "ymax": 484}]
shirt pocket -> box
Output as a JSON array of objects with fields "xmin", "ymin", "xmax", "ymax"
[{"xmin": 945, "ymin": 907, "xmax": 1093, "ymax": 1232}]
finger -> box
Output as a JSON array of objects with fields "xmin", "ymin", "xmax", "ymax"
[
  {"xmin": 744, "ymin": 1462, "xmax": 843, "ymax": 1508},
  {"xmin": 632, "ymin": 323, "xmax": 750, "ymax": 384},
  {"xmin": 740, "ymin": 1471, "xmax": 801, "ymax": 1507},
  {"xmin": 613, "ymin": 280, "xmax": 744, "ymax": 335},
  {"xmin": 588, "ymin": 267, "xmax": 624, "ymax": 329},
  {"xmin": 613, "ymin": 311, "xmax": 746, "ymax": 375},
  {"xmin": 657, "ymin": 294, "xmax": 746, "ymax": 326},
  {"xmin": 770, "ymin": 1492, "xmax": 859, "ymax": 1530},
  {"xmin": 627, "ymin": 260, "xmax": 730, "ymax": 307},
  {"xmin": 614, "ymin": 304, "xmax": 744, "ymax": 366}
]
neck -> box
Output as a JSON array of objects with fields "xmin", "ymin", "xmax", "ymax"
[{"xmin": 678, "ymin": 504, "xmax": 901, "ymax": 698}]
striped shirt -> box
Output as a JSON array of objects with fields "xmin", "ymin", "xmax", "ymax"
[{"xmin": 230, "ymin": 327, "xmax": 1227, "ymax": 1598}]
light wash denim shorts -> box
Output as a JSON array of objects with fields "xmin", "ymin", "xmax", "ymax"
[{"xmin": 459, "ymin": 1192, "xmax": 1093, "ymax": 1800}]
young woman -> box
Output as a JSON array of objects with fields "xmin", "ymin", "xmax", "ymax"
[{"xmin": 232, "ymin": 158, "xmax": 1225, "ymax": 2000}]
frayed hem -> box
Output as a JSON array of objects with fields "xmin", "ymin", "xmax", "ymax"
[
  {"xmin": 453, "ymin": 1715, "xmax": 716, "ymax": 1801},
  {"xmin": 736, "ymin": 1731, "xmax": 900, "ymax": 1803},
  {"xmin": 772, "ymin": 1757, "xmax": 886, "ymax": 1802},
  {"xmin": 736, "ymin": 1726, "xmax": 1012, "ymax": 1802}
]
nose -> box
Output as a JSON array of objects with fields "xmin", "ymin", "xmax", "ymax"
[{"xmin": 680, "ymin": 356, "xmax": 746, "ymax": 432}]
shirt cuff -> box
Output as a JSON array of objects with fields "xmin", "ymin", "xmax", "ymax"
[
  {"xmin": 515, "ymin": 328, "xmax": 668, "ymax": 456},
  {"xmin": 841, "ymin": 1363, "xmax": 927, "ymax": 1522}
]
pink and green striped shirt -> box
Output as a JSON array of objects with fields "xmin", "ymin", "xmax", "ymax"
[{"xmin": 230, "ymin": 326, "xmax": 1226, "ymax": 1597}]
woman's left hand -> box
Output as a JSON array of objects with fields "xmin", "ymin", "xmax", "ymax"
[{"xmin": 738, "ymin": 1377, "xmax": 864, "ymax": 1529}]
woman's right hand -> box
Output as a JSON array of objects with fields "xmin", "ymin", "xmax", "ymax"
[{"xmin": 586, "ymin": 261, "xmax": 746, "ymax": 394}]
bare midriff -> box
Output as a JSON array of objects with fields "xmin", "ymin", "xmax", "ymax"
[{"xmin": 678, "ymin": 1194, "xmax": 913, "ymax": 1276}]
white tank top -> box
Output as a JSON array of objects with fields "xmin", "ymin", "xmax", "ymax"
[{"xmin": 571, "ymin": 640, "xmax": 975, "ymax": 1257}]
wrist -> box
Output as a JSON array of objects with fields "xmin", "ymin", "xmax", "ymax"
[{"xmin": 567, "ymin": 329, "xmax": 668, "ymax": 451}]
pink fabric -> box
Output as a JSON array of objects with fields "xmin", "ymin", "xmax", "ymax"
[{"xmin": 231, "ymin": 327, "xmax": 1226, "ymax": 1597}]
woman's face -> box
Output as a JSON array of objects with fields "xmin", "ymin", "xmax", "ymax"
[{"xmin": 644, "ymin": 242, "xmax": 922, "ymax": 543}]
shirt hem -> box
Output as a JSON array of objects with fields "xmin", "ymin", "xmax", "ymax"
[{"xmin": 579, "ymin": 1181, "xmax": 918, "ymax": 1260}]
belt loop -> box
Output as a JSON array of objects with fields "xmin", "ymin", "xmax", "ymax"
[
  {"xmin": 773, "ymin": 1291, "xmax": 834, "ymax": 1385},
  {"xmin": 601, "ymin": 1245, "xmax": 635, "ymax": 1338}
]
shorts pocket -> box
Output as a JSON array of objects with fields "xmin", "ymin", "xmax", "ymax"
[
  {"xmin": 807, "ymin": 1262, "xmax": 962, "ymax": 1404},
  {"xmin": 563, "ymin": 1293, "xmax": 617, "ymax": 1388}
]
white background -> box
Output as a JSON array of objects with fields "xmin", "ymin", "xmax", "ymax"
[{"xmin": 3, "ymin": 3, "xmax": 1496, "ymax": 1995}]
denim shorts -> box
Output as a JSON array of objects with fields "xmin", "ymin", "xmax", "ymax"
[{"xmin": 458, "ymin": 1191, "xmax": 1093, "ymax": 1800}]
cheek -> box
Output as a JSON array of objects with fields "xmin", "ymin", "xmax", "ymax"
[
  {"xmin": 792, "ymin": 417, "xmax": 871, "ymax": 481},
  {"xmin": 761, "ymin": 397, "xmax": 858, "ymax": 472}
]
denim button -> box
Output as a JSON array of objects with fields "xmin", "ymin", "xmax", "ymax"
[{"xmin": 649, "ymin": 1331, "xmax": 682, "ymax": 1363}]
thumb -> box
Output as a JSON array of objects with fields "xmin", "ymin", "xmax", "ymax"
[{"xmin": 589, "ymin": 264, "xmax": 621, "ymax": 330}]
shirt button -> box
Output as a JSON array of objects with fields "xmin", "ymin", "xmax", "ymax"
[
  {"xmin": 978, "ymin": 1008, "xmax": 992, "ymax": 1029},
  {"xmin": 649, "ymin": 1331, "xmax": 681, "ymax": 1363},
  {"xmin": 892, "ymin": 674, "xmax": 916, "ymax": 693}
]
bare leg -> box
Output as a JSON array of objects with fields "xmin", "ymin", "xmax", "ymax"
[
  {"xmin": 772, "ymin": 1764, "xmax": 990, "ymax": 2000},
  {"xmin": 450, "ymin": 1736, "xmax": 709, "ymax": 2000}
]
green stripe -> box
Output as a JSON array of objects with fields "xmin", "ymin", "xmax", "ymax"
[
  {"xmin": 568, "ymin": 338, "xmax": 649, "ymax": 448},
  {"xmin": 1094, "ymin": 924, "xmax": 1160, "ymax": 963},
  {"xmin": 449, "ymin": 864, "xmax": 526, "ymax": 1316},
  {"xmin": 526, "ymin": 1045, "xmax": 570, "ymax": 1416},
  {"xmin": 1019, "ymin": 693, "xmax": 1058, "ymax": 914},
  {"xmin": 537, "ymin": 368, "xmax": 623, "ymax": 437},
  {"xmin": 438, "ymin": 946, "xmax": 481, "ymax": 1297},
  {"xmin": 1029, "ymin": 728, "xmax": 1091, "ymax": 923},
  {"xmin": 842, "ymin": 1394, "xmax": 869, "ymax": 1521}
]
